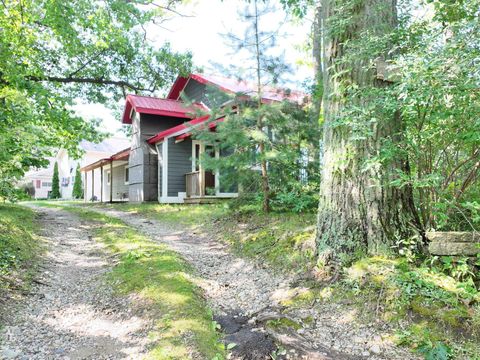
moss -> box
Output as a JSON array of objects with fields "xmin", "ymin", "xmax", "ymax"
[
  {"xmin": 266, "ymin": 317, "xmax": 302, "ymax": 331},
  {"xmin": 303, "ymin": 316, "xmax": 315, "ymax": 325}
]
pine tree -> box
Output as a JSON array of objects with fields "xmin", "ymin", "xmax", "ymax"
[
  {"xmin": 50, "ymin": 162, "xmax": 61, "ymax": 199},
  {"xmin": 72, "ymin": 164, "xmax": 83, "ymax": 199}
]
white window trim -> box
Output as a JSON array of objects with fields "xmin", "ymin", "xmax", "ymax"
[
  {"xmin": 106, "ymin": 170, "xmax": 111, "ymax": 185},
  {"xmin": 192, "ymin": 140, "xmax": 202, "ymax": 172},
  {"xmin": 162, "ymin": 140, "xmax": 168, "ymax": 199}
]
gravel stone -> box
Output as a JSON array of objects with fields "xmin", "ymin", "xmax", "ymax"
[{"xmin": 0, "ymin": 207, "xmax": 154, "ymax": 359}]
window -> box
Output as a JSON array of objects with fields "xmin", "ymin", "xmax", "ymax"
[
  {"xmin": 42, "ymin": 182, "xmax": 52, "ymax": 188},
  {"xmin": 124, "ymin": 167, "xmax": 129, "ymax": 184},
  {"xmin": 107, "ymin": 171, "xmax": 111, "ymax": 185},
  {"xmin": 35, "ymin": 180, "xmax": 41, "ymax": 189}
]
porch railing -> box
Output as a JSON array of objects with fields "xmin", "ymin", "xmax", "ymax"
[{"xmin": 185, "ymin": 171, "xmax": 201, "ymax": 197}]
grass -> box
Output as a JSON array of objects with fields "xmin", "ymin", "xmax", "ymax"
[
  {"xmin": 51, "ymin": 204, "xmax": 225, "ymax": 360},
  {"xmin": 0, "ymin": 203, "xmax": 42, "ymax": 296},
  {"xmin": 73, "ymin": 202, "xmax": 318, "ymax": 275}
]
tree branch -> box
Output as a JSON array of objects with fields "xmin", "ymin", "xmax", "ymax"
[{"xmin": 27, "ymin": 75, "xmax": 153, "ymax": 93}]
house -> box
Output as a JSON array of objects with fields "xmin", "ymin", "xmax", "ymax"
[
  {"xmin": 22, "ymin": 159, "xmax": 55, "ymax": 199},
  {"xmin": 80, "ymin": 73, "xmax": 306, "ymax": 203},
  {"xmin": 56, "ymin": 137, "xmax": 130, "ymax": 200}
]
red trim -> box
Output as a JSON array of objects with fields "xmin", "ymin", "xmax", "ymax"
[
  {"xmin": 122, "ymin": 101, "xmax": 133, "ymax": 124},
  {"xmin": 190, "ymin": 74, "xmax": 234, "ymax": 94},
  {"xmin": 134, "ymin": 107, "xmax": 193, "ymax": 118},
  {"xmin": 167, "ymin": 76, "xmax": 189, "ymax": 100},
  {"xmin": 147, "ymin": 115, "xmax": 211, "ymax": 144},
  {"xmin": 174, "ymin": 117, "xmax": 224, "ymax": 141}
]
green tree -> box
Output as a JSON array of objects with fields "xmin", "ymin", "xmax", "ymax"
[
  {"xmin": 72, "ymin": 164, "xmax": 83, "ymax": 199},
  {"xmin": 198, "ymin": 0, "xmax": 297, "ymax": 212},
  {"xmin": 51, "ymin": 162, "xmax": 60, "ymax": 199},
  {"xmin": 0, "ymin": 0, "xmax": 192, "ymax": 199},
  {"xmin": 314, "ymin": 0, "xmax": 420, "ymax": 265}
]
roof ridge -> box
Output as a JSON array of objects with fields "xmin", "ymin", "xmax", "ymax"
[{"xmin": 127, "ymin": 94, "xmax": 189, "ymax": 103}]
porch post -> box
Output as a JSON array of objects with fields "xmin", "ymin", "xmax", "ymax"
[
  {"xmin": 100, "ymin": 165, "xmax": 103, "ymax": 202},
  {"xmin": 109, "ymin": 161, "xmax": 113, "ymax": 203},
  {"xmin": 84, "ymin": 171, "xmax": 87, "ymax": 203},
  {"xmin": 199, "ymin": 143, "xmax": 205, "ymax": 197},
  {"xmin": 91, "ymin": 169, "xmax": 94, "ymax": 202}
]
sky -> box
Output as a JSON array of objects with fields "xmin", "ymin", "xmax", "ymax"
[{"xmin": 74, "ymin": 0, "xmax": 313, "ymax": 137}]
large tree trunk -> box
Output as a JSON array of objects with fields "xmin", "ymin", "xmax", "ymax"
[
  {"xmin": 316, "ymin": 0, "xmax": 418, "ymax": 264},
  {"xmin": 312, "ymin": 3, "xmax": 323, "ymax": 122}
]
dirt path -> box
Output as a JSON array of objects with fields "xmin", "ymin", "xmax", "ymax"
[
  {"xmin": 91, "ymin": 207, "xmax": 418, "ymax": 360},
  {"xmin": 0, "ymin": 206, "xmax": 153, "ymax": 360}
]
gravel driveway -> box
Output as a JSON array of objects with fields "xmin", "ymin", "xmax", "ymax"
[
  {"xmin": 0, "ymin": 206, "xmax": 153, "ymax": 360},
  {"xmin": 91, "ymin": 206, "xmax": 418, "ymax": 360}
]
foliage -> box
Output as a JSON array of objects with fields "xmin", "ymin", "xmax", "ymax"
[
  {"xmin": 198, "ymin": 0, "xmax": 317, "ymax": 212},
  {"xmin": 0, "ymin": 0, "xmax": 192, "ymax": 200},
  {"xmin": 305, "ymin": 0, "xmax": 480, "ymax": 263},
  {"xmin": 332, "ymin": 255, "xmax": 480, "ymax": 359},
  {"xmin": 0, "ymin": 204, "xmax": 40, "ymax": 292},
  {"xmin": 55, "ymin": 205, "xmax": 226, "ymax": 359},
  {"xmin": 50, "ymin": 162, "xmax": 60, "ymax": 199},
  {"xmin": 197, "ymin": 97, "xmax": 319, "ymax": 213},
  {"xmin": 387, "ymin": 0, "xmax": 480, "ymax": 232},
  {"xmin": 72, "ymin": 164, "xmax": 83, "ymax": 199}
]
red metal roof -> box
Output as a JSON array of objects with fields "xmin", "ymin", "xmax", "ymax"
[
  {"xmin": 122, "ymin": 95, "xmax": 206, "ymax": 124},
  {"xmin": 167, "ymin": 73, "xmax": 308, "ymax": 104}
]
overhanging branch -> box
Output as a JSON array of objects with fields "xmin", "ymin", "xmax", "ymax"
[{"xmin": 27, "ymin": 75, "xmax": 153, "ymax": 93}]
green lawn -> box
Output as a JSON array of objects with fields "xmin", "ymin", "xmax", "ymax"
[
  {"xmin": 0, "ymin": 203, "xmax": 42, "ymax": 295},
  {"xmin": 56, "ymin": 205, "xmax": 226, "ymax": 360}
]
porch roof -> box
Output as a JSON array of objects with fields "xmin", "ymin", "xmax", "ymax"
[
  {"xmin": 121, "ymin": 95, "xmax": 208, "ymax": 124},
  {"xmin": 80, "ymin": 147, "xmax": 130, "ymax": 172},
  {"xmin": 147, "ymin": 115, "xmax": 225, "ymax": 144}
]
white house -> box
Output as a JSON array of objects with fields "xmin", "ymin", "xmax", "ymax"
[
  {"xmin": 56, "ymin": 137, "xmax": 130, "ymax": 200},
  {"xmin": 22, "ymin": 159, "xmax": 55, "ymax": 199}
]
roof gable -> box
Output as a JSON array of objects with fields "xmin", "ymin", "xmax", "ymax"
[
  {"xmin": 167, "ymin": 73, "xmax": 308, "ymax": 105},
  {"xmin": 122, "ymin": 95, "xmax": 206, "ymax": 124}
]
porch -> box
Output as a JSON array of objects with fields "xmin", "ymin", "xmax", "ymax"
[
  {"xmin": 184, "ymin": 170, "xmax": 235, "ymax": 203},
  {"xmin": 80, "ymin": 148, "xmax": 130, "ymax": 202}
]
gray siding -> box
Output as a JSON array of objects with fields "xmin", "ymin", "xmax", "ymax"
[
  {"xmin": 183, "ymin": 80, "xmax": 206, "ymax": 103},
  {"xmin": 182, "ymin": 79, "xmax": 230, "ymax": 108},
  {"xmin": 104, "ymin": 164, "xmax": 129, "ymax": 201},
  {"xmin": 128, "ymin": 113, "xmax": 185, "ymax": 202},
  {"xmin": 167, "ymin": 137, "xmax": 192, "ymax": 197}
]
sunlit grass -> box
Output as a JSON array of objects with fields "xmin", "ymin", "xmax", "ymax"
[
  {"xmin": 69, "ymin": 201, "xmax": 318, "ymax": 275},
  {"xmin": 0, "ymin": 204, "xmax": 42, "ymax": 295},
  {"xmin": 57, "ymin": 205, "xmax": 225, "ymax": 360}
]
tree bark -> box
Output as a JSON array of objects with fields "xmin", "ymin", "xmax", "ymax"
[
  {"xmin": 312, "ymin": 3, "xmax": 323, "ymax": 122},
  {"xmin": 316, "ymin": 0, "xmax": 417, "ymax": 263}
]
